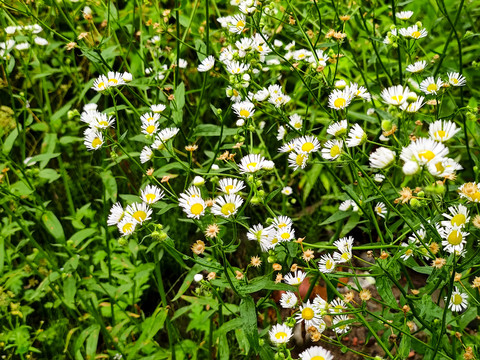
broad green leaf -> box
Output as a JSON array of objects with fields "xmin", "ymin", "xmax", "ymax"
[
  {"xmin": 2, "ymin": 127, "xmax": 18, "ymax": 155},
  {"xmin": 376, "ymin": 276, "xmax": 398, "ymax": 309},
  {"xmin": 174, "ymin": 82, "xmax": 185, "ymax": 110},
  {"xmin": 101, "ymin": 170, "xmax": 117, "ymax": 202},
  {"xmin": 42, "ymin": 211, "xmax": 65, "ymax": 242},
  {"xmin": 63, "ymin": 276, "xmax": 77, "ymax": 309},
  {"xmin": 85, "ymin": 324, "xmax": 101, "ymax": 359},
  {"xmin": 319, "ymin": 211, "xmax": 351, "ymax": 226},
  {"xmin": 239, "ymin": 296, "xmax": 259, "ymax": 353}
]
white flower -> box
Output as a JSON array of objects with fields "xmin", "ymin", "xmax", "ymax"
[
  {"xmin": 321, "ymin": 140, "xmax": 343, "ymax": 160},
  {"xmin": 339, "ymin": 199, "xmax": 358, "ymax": 212},
  {"xmin": 262, "ymin": 160, "xmax": 275, "ymax": 170},
  {"xmin": 254, "ymin": 88, "xmax": 269, "ymax": 101},
  {"xmin": 281, "ymin": 186, "xmax": 292, "ymax": 195},
  {"xmin": 399, "ymin": 25, "xmax": 428, "ymax": 39},
  {"xmin": 292, "ymin": 49, "xmax": 312, "ymax": 61},
  {"xmin": 226, "ymin": 60, "xmax": 249, "ymax": 74},
  {"xmin": 441, "ymin": 205, "xmax": 469, "ymax": 229},
  {"xmin": 440, "ymin": 227, "xmax": 468, "ymax": 254},
  {"xmin": 118, "ymin": 216, "xmax": 137, "ymax": 236},
  {"xmin": 334, "ymin": 79, "xmax": 347, "ymax": 89},
  {"xmin": 318, "ymin": 254, "xmax": 336, "ymax": 273},
  {"xmin": 218, "ymin": 178, "xmax": 245, "ymax": 195},
  {"xmin": 406, "ymin": 60, "xmax": 427, "ymax": 73},
  {"xmin": 403, "ymin": 160, "xmax": 420, "ymax": 175},
  {"xmin": 34, "ymin": 36, "xmax": 49, "ymax": 46},
  {"xmin": 299, "ymin": 346, "xmax": 333, "ymax": 360},
  {"xmin": 269, "ymin": 324, "xmax": 293, "ymax": 345},
  {"xmin": 369, "ymin": 147, "xmax": 396, "ymax": 169},
  {"xmin": 374, "ymin": 202, "xmax": 387, "ymax": 218},
  {"xmin": 396, "ymin": 11, "xmax": 414, "ymax": 20},
  {"xmin": 107, "ymin": 202, "xmax": 124, "ymax": 226},
  {"xmin": 198, "ymin": 55, "xmax": 215, "ymax": 72},
  {"xmin": 84, "ymin": 129, "xmax": 104, "ymax": 150},
  {"xmin": 15, "ymin": 42, "xmax": 30, "ymax": 51},
  {"xmin": 332, "ymin": 315, "xmax": 350, "ymax": 334},
  {"xmin": 296, "ymin": 300, "xmax": 323, "ymax": 328},
  {"xmin": 288, "ymin": 151, "xmax": 309, "ymax": 170},
  {"xmin": 284, "ymin": 270, "xmax": 306, "ymax": 286},
  {"xmin": 289, "ymin": 114, "xmax": 303, "ymax": 130},
  {"xmin": 238, "ymin": 154, "xmax": 265, "ymax": 173},
  {"xmin": 279, "ymin": 291, "xmax": 298, "ymax": 308},
  {"xmin": 91, "ymin": 75, "xmax": 109, "ymax": 92},
  {"xmin": 447, "ymin": 287, "xmax": 468, "ymax": 312},
  {"xmin": 141, "ymin": 185, "xmax": 164, "ymax": 204},
  {"xmin": 228, "ymin": 14, "xmax": 247, "ymax": 34},
  {"xmin": 151, "ymin": 104, "xmax": 166, "ymax": 113},
  {"xmin": 211, "ymin": 194, "xmax": 243, "ymax": 218},
  {"xmin": 346, "ymin": 124, "xmax": 367, "ymax": 147},
  {"xmin": 106, "ymin": 71, "xmax": 126, "ymax": 87},
  {"xmin": 192, "ymin": 176, "xmax": 205, "ymax": 186},
  {"xmin": 420, "ymin": 76, "xmax": 444, "ymax": 95},
  {"xmin": 329, "ymin": 298, "xmax": 347, "ymax": 314},
  {"xmin": 122, "ymin": 72, "xmax": 133, "ymax": 82},
  {"xmin": 179, "ymin": 195, "xmax": 206, "ymax": 219},
  {"xmin": 381, "ymin": 85, "xmax": 409, "ymax": 106},
  {"xmin": 328, "ymin": 89, "xmax": 352, "ymax": 110},
  {"xmin": 327, "ymin": 119, "xmax": 348, "ymax": 137},
  {"xmin": 193, "ymin": 274, "xmax": 203, "ymax": 282},
  {"xmin": 374, "ymin": 174, "xmax": 385, "ymax": 182},
  {"xmin": 140, "ymin": 146, "xmax": 153, "ymax": 163},
  {"xmin": 125, "ymin": 202, "xmax": 152, "ymax": 224},
  {"xmin": 400, "ymin": 137, "xmax": 448, "ymax": 166},
  {"xmin": 429, "ymin": 120, "xmax": 460, "ymax": 142},
  {"xmin": 232, "ymin": 100, "xmax": 255, "ymax": 119},
  {"xmin": 5, "ymin": 26, "xmax": 17, "ymax": 35},
  {"xmin": 447, "ymin": 72, "xmax": 466, "ymax": 87},
  {"xmin": 400, "ymin": 96, "xmax": 425, "ymax": 113},
  {"xmin": 294, "ymin": 136, "xmax": 321, "ymax": 154}
]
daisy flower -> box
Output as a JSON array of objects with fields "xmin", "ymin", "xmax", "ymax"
[
  {"xmin": 428, "ymin": 120, "xmax": 460, "ymax": 142},
  {"xmin": 294, "ymin": 136, "xmax": 321, "ymax": 154},
  {"xmin": 226, "ymin": 60, "xmax": 249, "ymax": 74},
  {"xmin": 92, "ymin": 75, "xmax": 109, "ymax": 92},
  {"xmin": 218, "ymin": 178, "xmax": 245, "ymax": 195},
  {"xmin": 328, "ymin": 89, "xmax": 352, "ymax": 110},
  {"xmin": 276, "ymin": 226, "xmax": 295, "ymax": 242},
  {"xmin": 427, "ymin": 157, "xmax": 462, "ymax": 177},
  {"xmin": 289, "ymin": 114, "xmax": 303, "ymax": 130},
  {"xmin": 279, "ymin": 291, "xmax": 298, "ymax": 309},
  {"xmin": 228, "ymin": 14, "xmax": 246, "ymax": 34},
  {"xmin": 211, "ymin": 194, "xmax": 244, "ymax": 218},
  {"xmin": 125, "ymin": 202, "xmax": 152, "ymax": 224},
  {"xmin": 374, "ymin": 202, "xmax": 387, "ymax": 218},
  {"xmin": 374, "ymin": 174, "xmax": 385, "ymax": 182},
  {"xmin": 329, "ymin": 298, "xmax": 347, "ymax": 314},
  {"xmin": 288, "ymin": 152, "xmax": 309, "ymax": 170},
  {"xmin": 420, "ymin": 77, "xmax": 444, "ymax": 95},
  {"xmin": 254, "ymin": 88, "xmax": 269, "ymax": 101},
  {"xmin": 269, "ymin": 324, "xmax": 293, "ymax": 345},
  {"xmin": 141, "ymin": 185, "xmax": 165, "ymax": 204},
  {"xmin": 339, "ymin": 199, "xmax": 358, "ymax": 212},
  {"xmin": 278, "ymin": 140, "xmax": 297, "ymax": 153},
  {"xmin": 141, "ymin": 112, "xmax": 160, "ymax": 124},
  {"xmin": 106, "ymin": 71, "xmax": 126, "ymax": 87},
  {"xmin": 308, "ymin": 49, "xmax": 329, "ymax": 67},
  {"xmin": 284, "ymin": 270, "xmax": 306, "ymax": 286},
  {"xmin": 117, "ymin": 216, "xmax": 137, "ymax": 236},
  {"xmin": 347, "ymin": 83, "xmax": 371, "ymax": 101},
  {"xmin": 458, "ymin": 182, "xmax": 480, "ymax": 203},
  {"xmin": 141, "ymin": 117, "xmax": 160, "ymax": 136},
  {"xmin": 299, "ymin": 346, "xmax": 334, "ymax": 360},
  {"xmin": 107, "ymin": 202, "xmax": 124, "ymax": 226},
  {"xmin": 400, "ymin": 243, "xmax": 414, "ymax": 261},
  {"xmin": 238, "ymin": 154, "xmax": 265, "ymax": 173},
  {"xmin": 396, "ymin": 11, "xmax": 414, "ymax": 20},
  {"xmin": 295, "ymin": 300, "xmax": 323, "ymax": 328},
  {"xmin": 232, "ymin": 100, "xmax": 255, "ymax": 119},
  {"xmin": 152, "ymin": 128, "xmax": 180, "ymax": 149},
  {"xmin": 90, "ymin": 113, "xmax": 115, "ymax": 130},
  {"xmin": 401, "ymin": 137, "xmax": 448, "ymax": 165},
  {"xmin": 406, "ymin": 60, "xmax": 427, "ymax": 73},
  {"xmin": 321, "ymin": 140, "xmax": 343, "ymax": 161},
  {"xmin": 381, "ymin": 85, "xmax": 409, "ymax": 106},
  {"xmin": 369, "ymin": 147, "xmax": 396, "ymax": 169},
  {"xmin": 447, "ymin": 72, "xmax": 466, "ymax": 87},
  {"xmin": 281, "ymin": 186, "xmax": 293, "ymax": 195},
  {"xmin": 447, "ymin": 288, "xmax": 468, "ymax": 312},
  {"xmin": 34, "ymin": 37, "xmax": 48, "ymax": 46},
  {"xmin": 179, "ymin": 196, "xmax": 206, "ymax": 219},
  {"xmin": 272, "ymin": 216, "xmax": 293, "ymax": 229},
  {"xmin": 318, "ymin": 254, "xmax": 336, "ymax": 273},
  {"xmin": 346, "ymin": 123, "xmax": 367, "ymax": 147},
  {"xmin": 332, "ymin": 315, "xmax": 350, "ymax": 334},
  {"xmin": 262, "ymin": 160, "xmax": 275, "ymax": 170},
  {"xmin": 441, "ymin": 227, "xmax": 469, "ymax": 254},
  {"xmin": 140, "ymin": 146, "xmax": 153, "ymax": 163},
  {"xmin": 269, "ymin": 93, "xmax": 291, "ymax": 108},
  {"xmin": 400, "ymin": 96, "xmax": 425, "ymax": 113},
  {"xmin": 84, "ymin": 129, "xmax": 104, "ymax": 151},
  {"xmin": 327, "ymin": 120, "xmax": 348, "ymax": 137},
  {"xmin": 399, "ymin": 25, "xmax": 428, "ymax": 39},
  {"xmin": 292, "ymin": 49, "xmax": 312, "ymax": 61},
  {"xmin": 441, "ymin": 205, "xmax": 469, "ymax": 229},
  {"xmin": 151, "ymin": 104, "xmax": 166, "ymax": 113}
]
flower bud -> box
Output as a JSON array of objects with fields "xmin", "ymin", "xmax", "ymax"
[
  {"xmin": 381, "ymin": 120, "xmax": 393, "ymax": 132},
  {"xmin": 334, "ymin": 79, "xmax": 347, "ymax": 90},
  {"xmin": 118, "ymin": 238, "xmax": 128, "ymax": 246},
  {"xmin": 193, "ymin": 176, "xmax": 205, "ymax": 186},
  {"xmin": 406, "ymin": 92, "xmax": 418, "ymax": 103}
]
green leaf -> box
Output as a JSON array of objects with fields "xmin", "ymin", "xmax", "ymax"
[
  {"xmin": 173, "ymin": 263, "xmax": 205, "ymax": 301},
  {"xmin": 192, "ymin": 124, "xmax": 237, "ymax": 138},
  {"xmin": 2, "ymin": 127, "xmax": 18, "ymax": 155},
  {"xmin": 239, "ymin": 296, "xmax": 259, "ymax": 353},
  {"xmin": 319, "ymin": 211, "xmax": 351, "ymax": 226},
  {"xmin": 38, "ymin": 168, "xmax": 61, "ymax": 183},
  {"xmin": 376, "ymin": 276, "xmax": 398, "ymax": 309},
  {"xmin": 398, "ymin": 324, "xmax": 411, "ymax": 359},
  {"xmin": 63, "ymin": 276, "xmax": 77, "ymax": 309},
  {"xmin": 101, "ymin": 170, "xmax": 117, "ymax": 202},
  {"xmin": 194, "ymin": 39, "xmax": 207, "ymax": 61},
  {"xmin": 85, "ymin": 324, "xmax": 101, "ymax": 359},
  {"xmin": 41, "ymin": 211, "xmax": 65, "ymax": 242},
  {"xmin": 175, "ymin": 82, "xmax": 185, "ymax": 110},
  {"xmin": 69, "ymin": 228, "xmax": 97, "ymax": 247},
  {"xmin": 264, "ymin": 187, "xmax": 282, "ymax": 204},
  {"xmin": 236, "ymin": 276, "xmax": 295, "ymax": 295},
  {"xmin": 302, "ymin": 163, "xmax": 323, "ymax": 201},
  {"xmin": 10, "ymin": 180, "xmax": 35, "ymax": 196}
]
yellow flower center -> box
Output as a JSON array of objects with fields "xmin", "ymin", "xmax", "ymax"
[
  {"xmin": 122, "ymin": 222, "xmax": 133, "ymax": 233},
  {"xmin": 246, "ymin": 162, "xmax": 257, "ymax": 170},
  {"xmin": 311, "ymin": 357, "xmax": 326, "ymax": 360},
  {"xmin": 92, "ymin": 137, "xmax": 102, "ymax": 148},
  {"xmin": 447, "ymin": 230, "xmax": 463, "ymax": 245},
  {"xmin": 133, "ymin": 210, "xmax": 147, "ymax": 223},
  {"xmin": 225, "ymin": 185, "xmax": 234, "ymax": 194},
  {"xmin": 418, "ymin": 150, "xmax": 435, "ymax": 161},
  {"xmin": 434, "ymin": 130, "xmax": 446, "ymax": 139},
  {"xmin": 298, "ymin": 53, "xmax": 305, "ymax": 58},
  {"xmin": 326, "ymin": 260, "xmax": 333, "ymax": 269},
  {"xmin": 451, "ymin": 214, "xmax": 466, "ymax": 227},
  {"xmin": 427, "ymin": 84, "xmax": 438, "ymax": 92},
  {"xmin": 451, "ymin": 78, "xmax": 459, "ymax": 84},
  {"xmin": 391, "ymin": 95, "xmax": 403, "ymax": 103},
  {"xmin": 236, "ymin": 20, "xmax": 245, "ymax": 29},
  {"xmin": 341, "ymin": 252, "xmax": 350, "ymax": 261},
  {"xmin": 98, "ymin": 120, "xmax": 109, "ymax": 127},
  {"xmin": 108, "ymin": 78, "xmax": 118, "ymax": 84},
  {"xmin": 97, "ymin": 82, "xmax": 105, "ymax": 89},
  {"xmin": 278, "ymin": 223, "xmax": 287, "ymax": 228},
  {"xmin": 471, "ymin": 192, "xmax": 480, "ymax": 202},
  {"xmin": 411, "ymin": 31, "xmax": 421, "ymax": 38},
  {"xmin": 221, "ymin": 203, "xmax": 236, "ymax": 216},
  {"xmin": 258, "ymin": 45, "xmax": 263, "ymax": 52},
  {"xmin": 301, "ymin": 142, "xmax": 314, "ymax": 152},
  {"xmin": 302, "ymin": 307, "xmax": 315, "ymax": 320},
  {"xmin": 145, "ymin": 193, "xmax": 156, "ymax": 203},
  {"xmin": 275, "ymin": 332, "xmax": 287, "ymax": 340},
  {"xmin": 435, "ymin": 162, "xmax": 445, "ymax": 173},
  {"xmin": 294, "ymin": 122, "xmax": 302, "ymax": 129},
  {"xmin": 333, "ymin": 98, "xmax": 346, "ymax": 108},
  {"xmin": 146, "ymin": 125, "xmax": 156, "ymax": 134},
  {"xmin": 191, "ymin": 203, "xmax": 204, "ymax": 215},
  {"xmin": 239, "ymin": 109, "xmax": 250, "ymax": 118},
  {"xmin": 376, "ymin": 206, "xmax": 382, "ymax": 214},
  {"xmin": 271, "ymin": 238, "xmax": 278, "ymax": 244},
  {"xmin": 295, "ymin": 153, "xmax": 306, "ymax": 166},
  {"xmin": 280, "ymin": 232, "xmax": 290, "ymax": 240},
  {"xmin": 330, "ymin": 145, "xmax": 341, "ymax": 158},
  {"xmin": 452, "ymin": 294, "xmax": 463, "ymax": 305}
]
